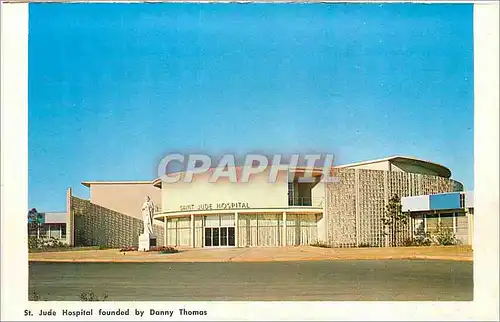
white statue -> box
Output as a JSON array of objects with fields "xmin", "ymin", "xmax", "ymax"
[{"xmin": 141, "ymin": 196, "xmax": 155, "ymax": 235}]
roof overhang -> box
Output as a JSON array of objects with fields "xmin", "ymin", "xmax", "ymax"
[
  {"xmin": 151, "ymin": 165, "xmax": 328, "ymax": 188},
  {"xmin": 336, "ymin": 155, "xmax": 452, "ymax": 178},
  {"xmin": 81, "ymin": 181, "xmax": 155, "ymax": 188}
]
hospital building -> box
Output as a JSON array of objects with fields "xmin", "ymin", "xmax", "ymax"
[{"xmin": 32, "ymin": 156, "xmax": 474, "ymax": 248}]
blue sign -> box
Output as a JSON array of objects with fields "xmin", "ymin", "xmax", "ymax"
[{"xmin": 430, "ymin": 193, "xmax": 460, "ymax": 210}]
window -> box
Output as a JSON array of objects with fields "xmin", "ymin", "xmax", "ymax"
[
  {"xmin": 228, "ymin": 227, "xmax": 235, "ymax": 246},
  {"xmin": 48, "ymin": 224, "xmax": 60, "ymax": 238},
  {"xmin": 61, "ymin": 223, "xmax": 67, "ymax": 238},
  {"xmin": 212, "ymin": 228, "xmax": 220, "ymax": 246},
  {"xmin": 426, "ymin": 214, "xmax": 440, "ymax": 233},
  {"xmin": 413, "ymin": 215, "xmax": 425, "ymax": 234},
  {"xmin": 288, "ymin": 182, "xmax": 294, "ymax": 205},
  {"xmin": 460, "ymin": 193, "xmax": 465, "ymax": 208},
  {"xmin": 439, "ymin": 214, "xmax": 454, "ymax": 230}
]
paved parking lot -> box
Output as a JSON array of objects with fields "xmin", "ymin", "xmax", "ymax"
[{"xmin": 29, "ymin": 259, "xmax": 473, "ymax": 301}]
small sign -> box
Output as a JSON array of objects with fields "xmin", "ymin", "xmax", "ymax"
[
  {"xmin": 36, "ymin": 213, "xmax": 45, "ymax": 224},
  {"xmin": 180, "ymin": 202, "xmax": 250, "ymax": 212}
]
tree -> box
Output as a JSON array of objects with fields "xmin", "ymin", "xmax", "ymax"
[
  {"xmin": 28, "ymin": 208, "xmax": 44, "ymax": 244},
  {"xmin": 28, "ymin": 208, "xmax": 39, "ymax": 236},
  {"xmin": 382, "ymin": 194, "xmax": 409, "ymax": 247}
]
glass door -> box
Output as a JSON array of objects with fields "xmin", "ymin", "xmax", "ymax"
[
  {"xmin": 212, "ymin": 228, "xmax": 220, "ymax": 246},
  {"xmin": 228, "ymin": 227, "xmax": 235, "ymax": 246},
  {"xmin": 204, "ymin": 227, "xmax": 212, "ymax": 247},
  {"xmin": 204, "ymin": 227, "xmax": 236, "ymax": 247},
  {"xmin": 220, "ymin": 227, "xmax": 228, "ymax": 246},
  {"xmin": 204, "ymin": 214, "xmax": 236, "ymax": 247}
]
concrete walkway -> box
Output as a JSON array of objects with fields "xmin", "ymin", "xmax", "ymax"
[{"xmin": 29, "ymin": 245, "xmax": 473, "ymax": 263}]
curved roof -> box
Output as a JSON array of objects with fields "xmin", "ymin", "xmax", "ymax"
[{"xmin": 335, "ymin": 155, "xmax": 452, "ymax": 178}]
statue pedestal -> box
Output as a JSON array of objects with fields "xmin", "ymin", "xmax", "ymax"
[{"xmin": 139, "ymin": 233, "xmax": 157, "ymax": 251}]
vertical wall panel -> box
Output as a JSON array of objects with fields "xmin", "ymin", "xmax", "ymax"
[
  {"xmin": 238, "ymin": 215, "xmax": 249, "ymax": 247},
  {"xmin": 326, "ymin": 169, "xmax": 357, "ymax": 247},
  {"xmin": 358, "ymin": 170, "xmax": 385, "ymax": 247},
  {"xmin": 195, "ymin": 216, "xmax": 204, "ymax": 248},
  {"xmin": 256, "ymin": 214, "xmax": 280, "ymax": 247},
  {"xmin": 325, "ymin": 169, "xmax": 463, "ymax": 248}
]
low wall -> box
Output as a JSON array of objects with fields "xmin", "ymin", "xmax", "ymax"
[{"xmin": 71, "ymin": 196, "xmax": 164, "ymax": 248}]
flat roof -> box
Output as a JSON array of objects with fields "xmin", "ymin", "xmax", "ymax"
[
  {"xmin": 150, "ymin": 165, "xmax": 328, "ymax": 187},
  {"xmin": 81, "ymin": 181, "xmax": 154, "ymax": 187}
]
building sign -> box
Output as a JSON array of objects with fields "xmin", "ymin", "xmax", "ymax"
[{"xmin": 180, "ymin": 202, "xmax": 250, "ymax": 212}]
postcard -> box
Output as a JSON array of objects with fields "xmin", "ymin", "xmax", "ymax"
[{"xmin": 1, "ymin": 0, "xmax": 498, "ymax": 321}]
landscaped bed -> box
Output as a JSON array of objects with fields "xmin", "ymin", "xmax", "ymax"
[{"xmin": 119, "ymin": 246, "xmax": 179, "ymax": 254}]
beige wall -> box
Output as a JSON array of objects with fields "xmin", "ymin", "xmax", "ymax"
[
  {"xmin": 312, "ymin": 181, "xmax": 327, "ymax": 241},
  {"xmin": 161, "ymin": 168, "xmax": 289, "ymax": 212},
  {"xmin": 89, "ymin": 183, "xmax": 161, "ymax": 219}
]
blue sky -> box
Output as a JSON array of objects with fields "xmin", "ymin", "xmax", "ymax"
[{"xmin": 28, "ymin": 3, "xmax": 474, "ymax": 211}]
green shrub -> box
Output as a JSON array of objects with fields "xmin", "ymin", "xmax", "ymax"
[
  {"xmin": 149, "ymin": 246, "xmax": 179, "ymax": 253},
  {"xmin": 405, "ymin": 223, "xmax": 460, "ymax": 247},
  {"xmin": 119, "ymin": 246, "xmax": 138, "ymax": 252},
  {"xmin": 29, "ymin": 290, "xmax": 41, "ymax": 301},
  {"xmin": 28, "ymin": 237, "xmax": 41, "ymax": 250},
  {"xmin": 434, "ymin": 224, "xmax": 460, "ymax": 246},
  {"xmin": 80, "ymin": 291, "xmax": 108, "ymax": 301},
  {"xmin": 409, "ymin": 225, "xmax": 433, "ymax": 246},
  {"xmin": 28, "ymin": 237, "xmax": 69, "ymax": 252},
  {"xmin": 402, "ymin": 238, "xmax": 415, "ymax": 247},
  {"xmin": 310, "ymin": 240, "xmax": 332, "ymax": 248}
]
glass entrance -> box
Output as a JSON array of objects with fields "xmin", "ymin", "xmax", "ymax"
[
  {"xmin": 203, "ymin": 214, "xmax": 236, "ymax": 247},
  {"xmin": 204, "ymin": 227, "xmax": 235, "ymax": 247}
]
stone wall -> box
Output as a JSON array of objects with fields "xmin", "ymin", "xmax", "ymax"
[
  {"xmin": 71, "ymin": 196, "xmax": 164, "ymax": 248},
  {"xmin": 326, "ymin": 169, "xmax": 461, "ymax": 247}
]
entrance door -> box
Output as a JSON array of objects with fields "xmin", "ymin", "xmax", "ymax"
[
  {"xmin": 204, "ymin": 214, "xmax": 235, "ymax": 247},
  {"xmin": 204, "ymin": 227, "xmax": 235, "ymax": 247}
]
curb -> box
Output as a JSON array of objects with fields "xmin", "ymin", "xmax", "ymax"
[{"xmin": 28, "ymin": 255, "xmax": 473, "ymax": 263}]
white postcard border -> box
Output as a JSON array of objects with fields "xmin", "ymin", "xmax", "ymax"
[{"xmin": 1, "ymin": 1, "xmax": 498, "ymax": 321}]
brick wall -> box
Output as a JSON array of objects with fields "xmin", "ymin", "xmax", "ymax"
[{"xmin": 71, "ymin": 196, "xmax": 164, "ymax": 248}]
